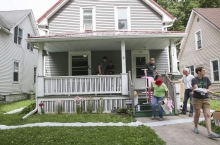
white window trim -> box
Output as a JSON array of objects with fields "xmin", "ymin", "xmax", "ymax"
[
  {"xmin": 195, "ymin": 30, "xmax": 202, "ymax": 50},
  {"xmin": 13, "ymin": 60, "xmax": 20, "ymax": 83},
  {"xmin": 80, "ymin": 6, "xmax": 96, "ymax": 32},
  {"xmin": 114, "ymin": 6, "xmax": 131, "ymax": 31},
  {"xmin": 68, "ymin": 51, "xmax": 91, "ymax": 76},
  {"xmin": 185, "ymin": 65, "xmax": 195, "ymax": 76},
  {"xmin": 27, "ymin": 33, "xmax": 34, "ymax": 52},
  {"xmin": 210, "ymin": 59, "xmax": 220, "ymax": 83}
]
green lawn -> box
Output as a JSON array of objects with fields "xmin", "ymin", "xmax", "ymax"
[
  {"xmin": 0, "ymin": 126, "xmax": 165, "ymax": 145},
  {"xmin": 0, "ymin": 114, "xmax": 136, "ymax": 126},
  {"xmin": 210, "ymin": 100, "xmax": 220, "ymax": 110},
  {"xmin": 199, "ymin": 120, "xmax": 220, "ymax": 135},
  {"xmin": 0, "ymin": 100, "xmax": 34, "ymax": 113}
]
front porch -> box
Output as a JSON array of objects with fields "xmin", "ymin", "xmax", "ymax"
[{"xmin": 27, "ymin": 31, "xmax": 186, "ymax": 114}]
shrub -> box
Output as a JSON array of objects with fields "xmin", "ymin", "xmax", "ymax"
[{"xmin": 19, "ymin": 101, "xmax": 36, "ymax": 114}]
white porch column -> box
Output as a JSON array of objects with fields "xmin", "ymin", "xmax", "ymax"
[
  {"xmin": 170, "ymin": 40, "xmax": 180, "ymax": 111},
  {"xmin": 37, "ymin": 43, "xmax": 45, "ymax": 97},
  {"xmin": 121, "ymin": 41, "xmax": 128, "ymax": 95},
  {"xmin": 170, "ymin": 39, "xmax": 180, "ymax": 75}
]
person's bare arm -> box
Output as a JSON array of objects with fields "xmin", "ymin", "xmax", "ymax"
[
  {"xmin": 191, "ymin": 84, "xmax": 198, "ymax": 95},
  {"xmin": 207, "ymin": 86, "xmax": 211, "ymax": 94},
  {"xmin": 98, "ymin": 65, "xmax": 101, "ymax": 74}
]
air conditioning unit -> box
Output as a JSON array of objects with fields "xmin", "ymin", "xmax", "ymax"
[{"xmin": 84, "ymin": 24, "xmax": 93, "ymax": 31}]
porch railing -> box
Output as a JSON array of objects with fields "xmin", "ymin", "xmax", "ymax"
[
  {"xmin": 44, "ymin": 75, "xmax": 122, "ymax": 95},
  {"xmin": 163, "ymin": 72, "xmax": 178, "ymax": 115}
]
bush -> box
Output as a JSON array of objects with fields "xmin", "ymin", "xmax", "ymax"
[
  {"xmin": 117, "ymin": 108, "xmax": 128, "ymax": 114},
  {"xmin": 19, "ymin": 101, "xmax": 36, "ymax": 114}
]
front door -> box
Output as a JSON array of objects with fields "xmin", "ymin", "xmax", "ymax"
[{"xmin": 131, "ymin": 50, "xmax": 149, "ymax": 89}]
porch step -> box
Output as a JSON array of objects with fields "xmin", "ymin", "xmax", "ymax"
[{"xmin": 135, "ymin": 109, "xmax": 176, "ymax": 117}]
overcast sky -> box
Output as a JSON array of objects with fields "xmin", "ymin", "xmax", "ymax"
[{"xmin": 0, "ymin": 0, "xmax": 58, "ymax": 20}]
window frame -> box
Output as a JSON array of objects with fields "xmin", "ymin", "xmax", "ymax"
[
  {"xmin": 14, "ymin": 26, "xmax": 23, "ymax": 45},
  {"xmin": 80, "ymin": 6, "xmax": 96, "ymax": 32},
  {"xmin": 114, "ymin": 6, "xmax": 131, "ymax": 31},
  {"xmin": 13, "ymin": 61, "xmax": 20, "ymax": 83},
  {"xmin": 195, "ymin": 30, "xmax": 202, "ymax": 50},
  {"xmin": 185, "ymin": 65, "xmax": 195, "ymax": 76},
  {"xmin": 210, "ymin": 59, "xmax": 220, "ymax": 83}
]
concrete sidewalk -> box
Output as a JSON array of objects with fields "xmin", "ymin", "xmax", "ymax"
[
  {"xmin": 152, "ymin": 123, "xmax": 220, "ymax": 145},
  {"xmin": 136, "ymin": 114, "xmax": 220, "ymax": 145}
]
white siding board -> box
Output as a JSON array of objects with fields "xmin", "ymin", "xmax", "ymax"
[
  {"xmin": 0, "ymin": 15, "xmax": 38, "ymax": 94},
  {"xmin": 48, "ymin": 0, "xmax": 163, "ymax": 34}
]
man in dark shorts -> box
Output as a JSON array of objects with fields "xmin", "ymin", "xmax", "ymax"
[
  {"xmin": 145, "ymin": 58, "xmax": 159, "ymax": 78},
  {"xmin": 98, "ymin": 56, "xmax": 108, "ymax": 75},
  {"xmin": 191, "ymin": 67, "xmax": 219, "ymax": 138},
  {"xmin": 107, "ymin": 60, "xmax": 115, "ymax": 74}
]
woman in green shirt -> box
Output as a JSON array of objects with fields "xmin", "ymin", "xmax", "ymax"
[{"xmin": 151, "ymin": 78, "xmax": 169, "ymax": 121}]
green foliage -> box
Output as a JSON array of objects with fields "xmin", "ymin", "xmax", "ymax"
[
  {"xmin": 0, "ymin": 114, "xmax": 136, "ymax": 126},
  {"xmin": 0, "ymin": 126, "xmax": 165, "ymax": 145},
  {"xmin": 19, "ymin": 101, "xmax": 36, "ymax": 114},
  {"xmin": 117, "ymin": 108, "xmax": 128, "ymax": 114},
  {"xmin": 156, "ymin": 0, "xmax": 220, "ymax": 32}
]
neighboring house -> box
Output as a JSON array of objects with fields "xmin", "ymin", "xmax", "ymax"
[
  {"xmin": 178, "ymin": 8, "xmax": 220, "ymax": 92},
  {"xmin": 27, "ymin": 0, "xmax": 186, "ymax": 114},
  {"xmin": 0, "ymin": 10, "xmax": 39, "ymax": 101}
]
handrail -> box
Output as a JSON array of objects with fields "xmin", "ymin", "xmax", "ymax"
[
  {"xmin": 45, "ymin": 75, "xmax": 121, "ymax": 79},
  {"xmin": 163, "ymin": 71, "xmax": 178, "ymax": 115},
  {"xmin": 128, "ymin": 71, "xmax": 135, "ymax": 117}
]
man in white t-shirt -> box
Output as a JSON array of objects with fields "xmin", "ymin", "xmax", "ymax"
[{"xmin": 171, "ymin": 68, "xmax": 194, "ymax": 117}]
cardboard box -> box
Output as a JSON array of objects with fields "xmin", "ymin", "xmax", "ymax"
[{"xmin": 212, "ymin": 111, "xmax": 220, "ymax": 127}]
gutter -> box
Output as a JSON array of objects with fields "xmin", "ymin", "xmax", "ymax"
[
  {"xmin": 0, "ymin": 26, "xmax": 11, "ymax": 34},
  {"xmin": 162, "ymin": 18, "xmax": 177, "ymax": 31},
  {"xmin": 26, "ymin": 33, "xmax": 187, "ymax": 43}
]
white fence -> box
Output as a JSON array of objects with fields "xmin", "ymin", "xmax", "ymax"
[{"xmin": 44, "ymin": 75, "xmax": 122, "ymax": 95}]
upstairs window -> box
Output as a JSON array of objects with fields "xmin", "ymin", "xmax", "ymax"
[
  {"xmin": 186, "ymin": 65, "xmax": 194, "ymax": 76},
  {"xmin": 118, "ymin": 8, "xmax": 128, "ymax": 29},
  {"xmin": 13, "ymin": 61, "xmax": 19, "ymax": 82},
  {"xmin": 83, "ymin": 9, "xmax": 93, "ymax": 31},
  {"xmin": 195, "ymin": 30, "xmax": 202, "ymax": 50},
  {"xmin": 211, "ymin": 60, "xmax": 219, "ymax": 82},
  {"xmin": 27, "ymin": 34, "xmax": 33, "ymax": 51},
  {"xmin": 115, "ymin": 7, "xmax": 130, "ymax": 30},
  {"xmin": 14, "ymin": 26, "xmax": 23, "ymax": 45}
]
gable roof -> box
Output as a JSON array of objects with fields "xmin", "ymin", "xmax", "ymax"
[
  {"xmin": 0, "ymin": 9, "xmax": 39, "ymax": 36},
  {"xmin": 0, "ymin": 10, "xmax": 31, "ymax": 29},
  {"xmin": 194, "ymin": 8, "xmax": 220, "ymax": 30},
  {"xmin": 37, "ymin": 0, "xmax": 175, "ymax": 25},
  {"xmin": 178, "ymin": 8, "xmax": 220, "ymax": 60}
]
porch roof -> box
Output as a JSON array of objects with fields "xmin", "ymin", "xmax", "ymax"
[{"xmin": 27, "ymin": 31, "xmax": 187, "ymax": 52}]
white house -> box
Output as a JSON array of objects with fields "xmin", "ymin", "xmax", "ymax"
[
  {"xmin": 26, "ymin": 0, "xmax": 186, "ymax": 115},
  {"xmin": 178, "ymin": 8, "xmax": 220, "ymax": 92},
  {"xmin": 0, "ymin": 10, "xmax": 39, "ymax": 101}
]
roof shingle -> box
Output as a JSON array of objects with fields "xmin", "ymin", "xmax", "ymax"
[{"xmin": 194, "ymin": 8, "xmax": 220, "ymax": 30}]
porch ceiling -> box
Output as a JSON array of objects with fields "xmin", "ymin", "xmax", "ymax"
[{"xmin": 28, "ymin": 31, "xmax": 187, "ymax": 52}]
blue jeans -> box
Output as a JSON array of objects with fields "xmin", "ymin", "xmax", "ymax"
[
  {"xmin": 182, "ymin": 89, "xmax": 193, "ymax": 113},
  {"xmin": 152, "ymin": 96, "xmax": 164, "ymax": 118}
]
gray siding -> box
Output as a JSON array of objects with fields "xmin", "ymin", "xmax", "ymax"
[
  {"xmin": 179, "ymin": 14, "xmax": 220, "ymax": 92},
  {"xmin": 45, "ymin": 50, "xmax": 131, "ymax": 76},
  {"xmin": 0, "ymin": 16, "xmax": 38, "ymax": 94},
  {"xmin": 45, "ymin": 52, "xmax": 69, "ymax": 76},
  {"xmin": 49, "ymin": 0, "xmax": 163, "ymax": 34},
  {"xmin": 150, "ymin": 49, "xmax": 169, "ymax": 74}
]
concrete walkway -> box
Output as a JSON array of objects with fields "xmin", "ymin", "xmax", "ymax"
[
  {"xmin": 136, "ymin": 114, "xmax": 220, "ymax": 145},
  {"xmin": 3, "ymin": 107, "xmax": 24, "ymax": 114}
]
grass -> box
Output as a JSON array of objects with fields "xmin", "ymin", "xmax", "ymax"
[
  {"xmin": 210, "ymin": 100, "xmax": 220, "ymax": 110},
  {"xmin": 0, "ymin": 99, "xmax": 35, "ymax": 113},
  {"xmin": 199, "ymin": 120, "xmax": 220, "ymax": 135},
  {"xmin": 0, "ymin": 126, "xmax": 165, "ymax": 145},
  {"xmin": 0, "ymin": 113, "xmax": 136, "ymax": 126}
]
